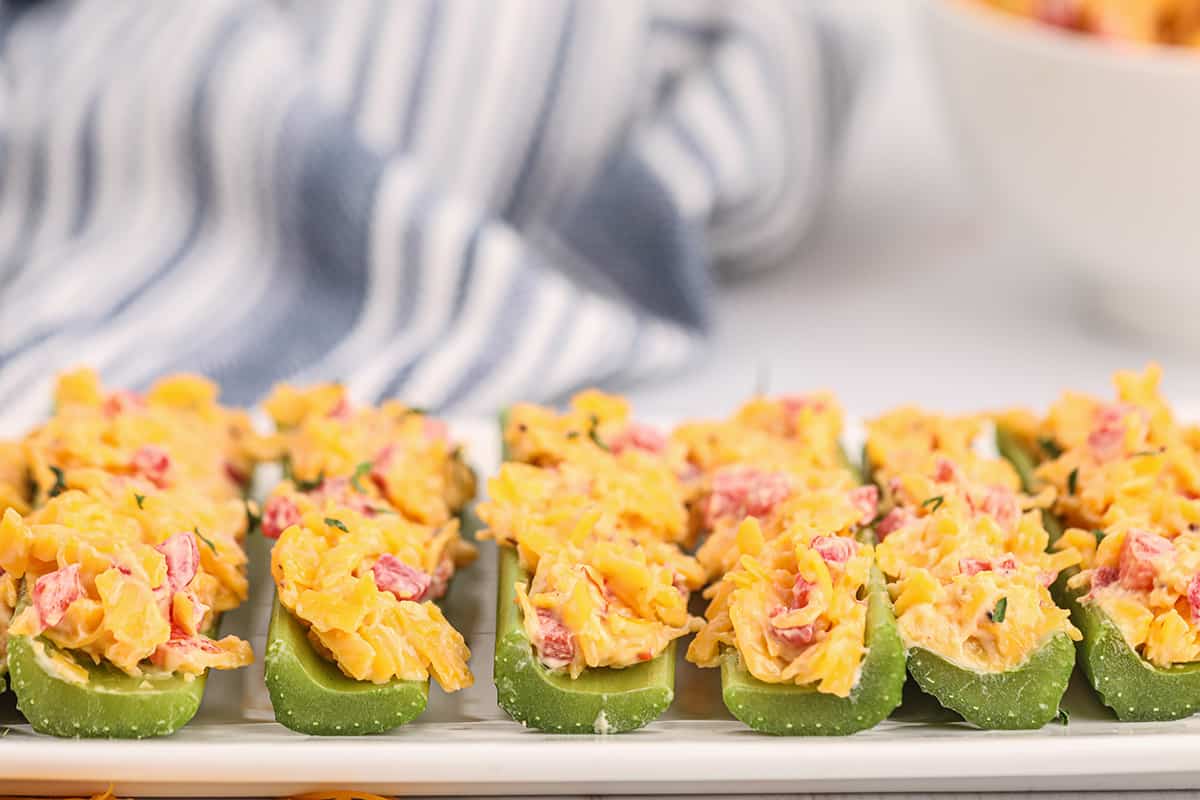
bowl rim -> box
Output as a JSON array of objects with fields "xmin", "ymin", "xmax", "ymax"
[{"xmin": 922, "ymin": 0, "xmax": 1200, "ymax": 74}]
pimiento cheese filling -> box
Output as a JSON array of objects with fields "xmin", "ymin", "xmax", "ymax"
[
  {"xmin": 478, "ymin": 391, "xmax": 703, "ymax": 677},
  {"xmin": 690, "ymin": 516, "xmax": 872, "ymax": 697},
  {"xmin": 260, "ymin": 383, "xmax": 476, "ymax": 526},
  {"xmin": 271, "ymin": 509, "xmax": 472, "ymax": 689},
  {"xmin": 867, "ymin": 409, "xmax": 1080, "ymax": 673},
  {"xmin": 1022, "ymin": 364, "xmax": 1200, "ymax": 667},
  {"xmin": 679, "ymin": 394, "xmax": 874, "ymax": 694},
  {"xmin": 261, "ymin": 384, "xmax": 477, "ymax": 690},
  {"xmin": 0, "ymin": 370, "xmax": 256, "ymax": 683},
  {"xmin": 670, "ymin": 394, "xmax": 861, "ymax": 580}
]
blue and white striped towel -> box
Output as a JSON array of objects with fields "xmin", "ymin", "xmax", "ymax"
[{"xmin": 0, "ymin": 0, "xmax": 867, "ymax": 432}]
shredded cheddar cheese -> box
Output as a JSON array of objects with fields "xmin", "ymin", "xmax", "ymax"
[
  {"xmin": 1031, "ymin": 365, "xmax": 1200, "ymax": 667},
  {"xmin": 271, "ymin": 509, "xmax": 472, "ymax": 689},
  {"xmin": 690, "ymin": 518, "xmax": 871, "ymax": 697},
  {"xmin": 479, "ymin": 392, "xmax": 703, "ymax": 673},
  {"xmin": 261, "ymin": 383, "xmax": 475, "ymax": 525},
  {"xmin": 680, "ymin": 393, "xmax": 875, "ymax": 694},
  {"xmin": 867, "ymin": 407, "xmax": 1080, "ymax": 673},
  {"xmin": 262, "ymin": 386, "xmax": 478, "ymax": 690},
  {"xmin": 0, "ymin": 369, "xmax": 256, "ymax": 684}
]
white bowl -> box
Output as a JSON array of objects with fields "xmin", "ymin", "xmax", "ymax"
[{"xmin": 920, "ymin": 0, "xmax": 1200, "ymax": 342}]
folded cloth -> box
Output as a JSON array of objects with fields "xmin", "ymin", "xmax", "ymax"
[{"xmin": 0, "ymin": 0, "xmax": 866, "ymax": 429}]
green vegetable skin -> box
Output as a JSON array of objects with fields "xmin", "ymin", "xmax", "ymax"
[
  {"xmin": 8, "ymin": 593, "xmax": 209, "ymax": 738},
  {"xmin": 264, "ymin": 595, "xmax": 428, "ymax": 735},
  {"xmin": 866, "ymin": 437, "xmax": 1075, "ymax": 729},
  {"xmin": 720, "ymin": 563, "xmax": 905, "ymax": 735},
  {"xmin": 494, "ymin": 409, "xmax": 680, "ymax": 733},
  {"xmin": 997, "ymin": 425, "xmax": 1200, "ymax": 721},
  {"xmin": 494, "ymin": 547, "xmax": 676, "ymax": 733}
]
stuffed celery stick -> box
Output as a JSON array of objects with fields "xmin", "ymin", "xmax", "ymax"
[
  {"xmin": 676, "ymin": 394, "xmax": 902, "ymax": 734},
  {"xmin": 5, "ymin": 369, "xmax": 256, "ymax": 737},
  {"xmin": 257, "ymin": 384, "xmax": 477, "ymax": 735},
  {"xmin": 998, "ymin": 364, "xmax": 1200, "ymax": 721},
  {"xmin": 479, "ymin": 393, "xmax": 703, "ymax": 733},
  {"xmin": 865, "ymin": 408, "xmax": 1081, "ymax": 729}
]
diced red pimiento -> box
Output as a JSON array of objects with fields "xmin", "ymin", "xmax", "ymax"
[
  {"xmin": 1088, "ymin": 403, "xmax": 1141, "ymax": 462},
  {"xmin": 311, "ymin": 477, "xmax": 377, "ymax": 516},
  {"xmin": 224, "ymin": 460, "xmax": 249, "ymax": 488},
  {"xmin": 1035, "ymin": 0, "xmax": 1084, "ymax": 29},
  {"xmin": 32, "ymin": 564, "xmax": 83, "ymax": 630},
  {"xmin": 703, "ymin": 466, "xmax": 791, "ymax": 527},
  {"xmin": 327, "ymin": 396, "xmax": 352, "ymax": 420},
  {"xmin": 422, "ymin": 417, "xmax": 448, "ymax": 442},
  {"xmin": 1119, "ymin": 529, "xmax": 1174, "ymax": 591},
  {"xmin": 875, "ymin": 507, "xmax": 913, "ymax": 540},
  {"xmin": 261, "ymin": 495, "xmax": 300, "ymax": 539},
  {"xmin": 103, "ymin": 390, "xmax": 145, "ymax": 417},
  {"xmin": 1086, "ymin": 566, "xmax": 1119, "ymax": 599},
  {"xmin": 767, "ymin": 606, "xmax": 816, "ymax": 648},
  {"xmin": 607, "ymin": 422, "xmax": 667, "ymax": 455},
  {"xmin": 157, "ymin": 532, "xmax": 200, "ymax": 594},
  {"xmin": 534, "ymin": 608, "xmax": 575, "ymax": 668},
  {"xmin": 780, "ymin": 394, "xmax": 827, "ymax": 415},
  {"xmin": 980, "ymin": 487, "xmax": 1020, "ymax": 528},
  {"xmin": 811, "ymin": 535, "xmax": 855, "ymax": 565},
  {"xmin": 370, "ymin": 445, "xmax": 396, "ymax": 495},
  {"xmin": 959, "ymin": 556, "xmax": 1017, "ymax": 578},
  {"xmin": 638, "ymin": 650, "xmax": 653, "ymax": 661},
  {"xmin": 1187, "ymin": 574, "xmax": 1200, "ymax": 623},
  {"xmin": 371, "ymin": 554, "xmax": 432, "ymax": 602},
  {"xmin": 848, "ymin": 485, "xmax": 879, "ymax": 525},
  {"xmin": 131, "ymin": 445, "xmax": 171, "ymax": 488},
  {"xmin": 789, "ymin": 575, "xmax": 813, "ymax": 610},
  {"xmin": 933, "ymin": 457, "xmax": 961, "ymax": 484}
]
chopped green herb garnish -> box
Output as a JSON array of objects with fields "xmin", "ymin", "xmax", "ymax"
[
  {"xmin": 403, "ymin": 406, "xmax": 429, "ymax": 417},
  {"xmin": 1038, "ymin": 437, "xmax": 1063, "ymax": 459},
  {"xmin": 989, "ymin": 597, "xmax": 1008, "ymax": 623},
  {"xmin": 193, "ymin": 527, "xmax": 217, "ymax": 553},
  {"xmin": 47, "ymin": 466, "xmax": 67, "ymax": 498},
  {"xmin": 294, "ymin": 471, "xmax": 325, "ymax": 492},
  {"xmin": 1067, "ymin": 468, "xmax": 1078, "ymax": 496},
  {"xmin": 588, "ymin": 414, "xmax": 609, "ymax": 451},
  {"xmin": 921, "ymin": 495, "xmax": 944, "ymax": 512},
  {"xmin": 350, "ymin": 461, "xmax": 372, "ymax": 494},
  {"xmin": 1132, "ymin": 450, "xmax": 1161, "ymax": 457},
  {"xmin": 565, "ymin": 431, "xmax": 580, "ymax": 440},
  {"xmin": 324, "ymin": 517, "xmax": 349, "ymax": 533},
  {"xmin": 1091, "ymin": 529, "xmax": 1107, "ymax": 541},
  {"xmin": 134, "ymin": 493, "xmax": 146, "ymax": 509}
]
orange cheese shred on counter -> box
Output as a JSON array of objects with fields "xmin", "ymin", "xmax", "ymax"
[
  {"xmin": 1028, "ymin": 364, "xmax": 1200, "ymax": 667},
  {"xmin": 866, "ymin": 407, "xmax": 1080, "ymax": 674},
  {"xmin": 478, "ymin": 391, "xmax": 704, "ymax": 674}
]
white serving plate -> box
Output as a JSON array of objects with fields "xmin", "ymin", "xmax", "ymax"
[{"xmin": 3, "ymin": 417, "xmax": 1200, "ymax": 796}]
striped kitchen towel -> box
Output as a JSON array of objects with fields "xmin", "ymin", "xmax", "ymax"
[{"xmin": 0, "ymin": 0, "xmax": 868, "ymax": 431}]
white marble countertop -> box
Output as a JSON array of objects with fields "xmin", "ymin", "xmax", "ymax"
[{"xmin": 627, "ymin": 0, "xmax": 1197, "ymax": 422}]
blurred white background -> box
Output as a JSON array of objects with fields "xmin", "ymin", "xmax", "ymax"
[{"xmin": 627, "ymin": 0, "xmax": 1194, "ymax": 419}]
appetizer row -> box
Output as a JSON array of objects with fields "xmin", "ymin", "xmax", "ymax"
[{"xmin": 0, "ymin": 364, "xmax": 1194, "ymax": 739}]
